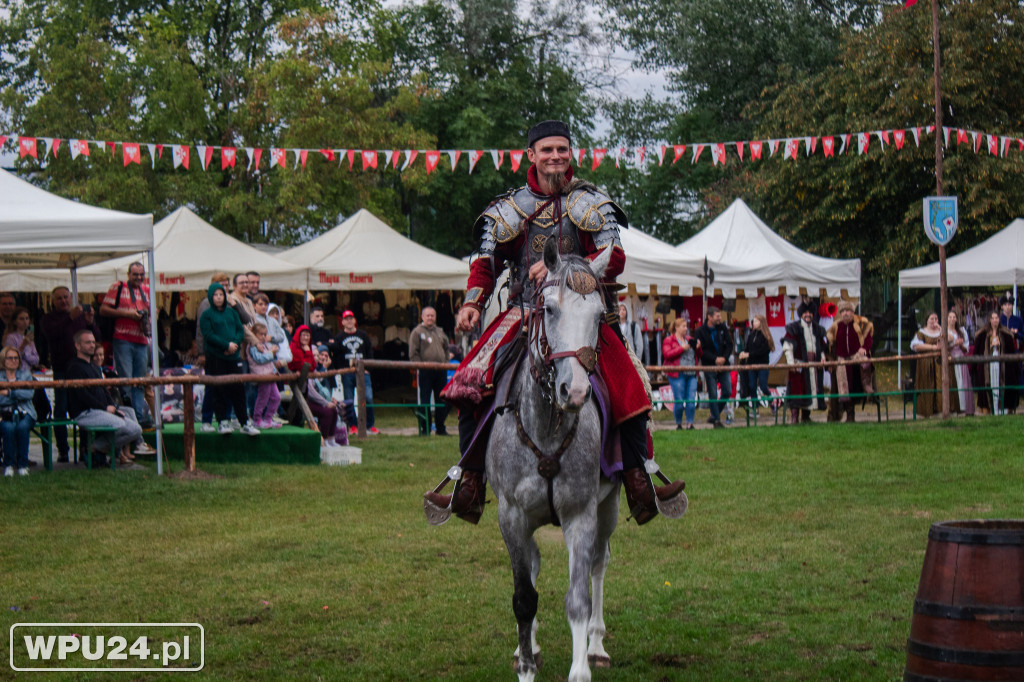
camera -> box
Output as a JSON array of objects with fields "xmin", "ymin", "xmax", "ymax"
[{"xmin": 139, "ymin": 309, "xmax": 152, "ymax": 337}]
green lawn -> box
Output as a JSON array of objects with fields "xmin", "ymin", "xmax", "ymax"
[{"xmin": 2, "ymin": 416, "xmax": 1022, "ymax": 680}]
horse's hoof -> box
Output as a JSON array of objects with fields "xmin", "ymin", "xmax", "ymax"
[
  {"xmin": 588, "ymin": 654, "xmax": 611, "ymax": 668},
  {"xmin": 656, "ymin": 490, "xmax": 688, "ymax": 519},
  {"xmin": 423, "ymin": 497, "xmax": 452, "ymax": 526},
  {"xmin": 512, "ymin": 653, "xmax": 541, "ymax": 672}
]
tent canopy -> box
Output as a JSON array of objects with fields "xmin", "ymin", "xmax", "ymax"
[
  {"xmin": 2, "ymin": 206, "xmax": 306, "ymax": 292},
  {"xmin": 618, "ymin": 227, "xmax": 706, "ymax": 295},
  {"xmin": 898, "ymin": 218, "xmax": 1024, "ymax": 288},
  {"xmin": 280, "ymin": 209, "xmax": 468, "ymax": 290},
  {"xmin": 677, "ymin": 198, "xmax": 861, "ymax": 298},
  {"xmin": 0, "ymin": 168, "xmax": 153, "ymax": 269}
]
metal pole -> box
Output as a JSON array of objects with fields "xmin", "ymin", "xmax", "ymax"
[
  {"xmin": 898, "ymin": 288, "xmax": 903, "ymax": 390},
  {"xmin": 931, "ymin": 0, "xmax": 951, "ymax": 419},
  {"xmin": 147, "ymin": 249, "xmax": 163, "ymax": 475}
]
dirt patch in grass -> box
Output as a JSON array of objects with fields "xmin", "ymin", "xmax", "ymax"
[{"xmin": 168, "ymin": 469, "xmax": 224, "ymax": 480}]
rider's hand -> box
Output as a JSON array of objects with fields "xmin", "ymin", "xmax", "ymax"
[
  {"xmin": 528, "ymin": 260, "xmax": 548, "ymax": 286},
  {"xmin": 457, "ymin": 306, "xmax": 480, "ymax": 332}
]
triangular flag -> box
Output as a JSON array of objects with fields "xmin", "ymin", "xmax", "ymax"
[
  {"xmin": 70, "ymin": 139, "xmax": 90, "ymax": 160},
  {"xmin": 173, "ymin": 144, "xmax": 190, "ymax": 169},
  {"xmin": 988, "ymin": 134, "xmax": 998, "ymax": 155},
  {"xmin": 972, "ymin": 131, "xmax": 981, "ymax": 153},
  {"xmin": 615, "ymin": 147, "xmax": 625, "ymax": 168},
  {"xmin": 0, "ymin": 135, "xmax": 6, "ymax": 150},
  {"xmin": 672, "ymin": 145, "xmax": 686, "ymax": 164},
  {"xmin": 106, "ymin": 141, "xmax": 116, "ymax": 155},
  {"xmin": 468, "ymin": 150, "xmax": 483, "ymax": 173},
  {"xmin": 839, "ymin": 134, "xmax": 851, "ymax": 155},
  {"xmin": 50, "ymin": 139, "xmax": 62, "ymax": 157},
  {"xmin": 803, "ymin": 137, "xmax": 814, "ymax": 155},
  {"xmin": 445, "ymin": 150, "xmax": 460, "ymax": 170},
  {"xmin": 912, "ymin": 127, "xmax": 921, "ymax": 147},
  {"xmin": 769, "ymin": 140, "xmax": 780, "ymax": 157},
  {"xmin": 195, "ymin": 145, "xmax": 211, "ymax": 170},
  {"xmin": 245, "ymin": 147, "xmax": 255, "ymax": 169},
  {"xmin": 893, "ymin": 129, "xmax": 905, "ymax": 150},
  {"xmin": 490, "ymin": 149, "xmax": 504, "ymax": 170},
  {"xmin": 637, "ymin": 146, "xmax": 646, "ymax": 166},
  {"xmin": 956, "ymin": 129, "xmax": 968, "ymax": 145},
  {"xmin": 299, "ymin": 150, "xmax": 308, "ymax": 170},
  {"xmin": 874, "ymin": 131, "xmax": 886, "ymax": 151},
  {"xmin": 383, "ymin": 150, "xmax": 393, "ymax": 168},
  {"xmin": 822, "ymin": 136, "xmax": 835, "ymax": 158},
  {"xmin": 18, "ymin": 137, "xmax": 37, "ymax": 159},
  {"xmin": 270, "ymin": 148, "xmax": 286, "ymax": 168},
  {"xmin": 362, "ymin": 150, "xmax": 378, "ymax": 170},
  {"xmin": 510, "ymin": 149, "xmax": 524, "ymax": 172},
  {"xmin": 858, "ymin": 132, "xmax": 870, "ymax": 154},
  {"xmin": 401, "ymin": 150, "xmax": 417, "ymax": 171},
  {"xmin": 942, "ymin": 127, "xmax": 951, "ymax": 147},
  {"xmin": 881, "ymin": 129, "xmax": 891, "ymax": 145},
  {"xmin": 736, "ymin": 141, "xmax": 745, "ymax": 162},
  {"xmin": 425, "ymin": 150, "xmax": 441, "ymax": 174},
  {"xmin": 577, "ymin": 148, "xmax": 587, "ymax": 166},
  {"xmin": 336, "ymin": 149, "xmax": 346, "ymax": 165},
  {"xmin": 658, "ymin": 145, "xmax": 667, "ymax": 166},
  {"xmin": 221, "ymin": 147, "xmax": 236, "ymax": 169},
  {"xmin": 591, "ymin": 148, "xmax": 607, "ymax": 170},
  {"xmin": 749, "ymin": 141, "xmax": 762, "ymax": 160},
  {"xmin": 926, "ymin": 125, "xmax": 935, "ymax": 134},
  {"xmin": 123, "ymin": 142, "xmax": 141, "ymax": 166},
  {"xmin": 906, "ymin": 0, "xmax": 918, "ymax": 6},
  {"xmin": 692, "ymin": 144, "xmax": 705, "ymax": 163},
  {"xmin": 346, "ymin": 149, "xmax": 355, "ymax": 169},
  {"xmin": 39, "ymin": 137, "xmax": 53, "ymax": 157},
  {"xmin": 711, "ymin": 143, "xmax": 725, "ymax": 165},
  {"xmin": 320, "ymin": 149, "xmax": 336, "ymax": 162},
  {"xmin": 785, "ymin": 138, "xmax": 799, "ymax": 160},
  {"xmin": 252, "ymin": 148, "xmax": 263, "ymax": 169},
  {"xmin": 392, "ymin": 150, "xmax": 401, "ymax": 169},
  {"xmin": 146, "ymin": 144, "xmax": 157, "ymax": 168},
  {"xmin": 1001, "ymin": 136, "xmax": 1011, "ymax": 157}
]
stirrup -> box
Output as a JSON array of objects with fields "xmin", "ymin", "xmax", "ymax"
[
  {"xmin": 645, "ymin": 460, "xmax": 688, "ymax": 519},
  {"xmin": 423, "ymin": 466, "xmax": 461, "ymax": 526}
]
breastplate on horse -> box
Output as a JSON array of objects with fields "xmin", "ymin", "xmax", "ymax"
[{"xmin": 425, "ymin": 165, "xmax": 686, "ymax": 527}]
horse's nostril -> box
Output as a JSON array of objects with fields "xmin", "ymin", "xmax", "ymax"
[{"xmin": 558, "ymin": 383, "xmax": 571, "ymax": 402}]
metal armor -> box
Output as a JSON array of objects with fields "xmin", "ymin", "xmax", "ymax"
[{"xmin": 473, "ymin": 181, "xmax": 626, "ymax": 306}]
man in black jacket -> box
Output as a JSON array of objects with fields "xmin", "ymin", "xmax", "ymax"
[
  {"xmin": 694, "ymin": 306, "xmax": 733, "ymax": 429},
  {"xmin": 66, "ymin": 330, "xmax": 143, "ymax": 464}
]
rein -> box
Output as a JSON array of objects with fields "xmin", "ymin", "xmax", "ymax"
[{"xmin": 513, "ymin": 405, "xmax": 578, "ymax": 527}]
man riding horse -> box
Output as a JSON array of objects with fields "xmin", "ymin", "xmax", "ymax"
[{"xmin": 425, "ymin": 120, "xmax": 686, "ymax": 526}]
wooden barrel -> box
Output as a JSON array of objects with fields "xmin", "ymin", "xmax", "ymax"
[{"xmin": 904, "ymin": 520, "xmax": 1024, "ymax": 682}]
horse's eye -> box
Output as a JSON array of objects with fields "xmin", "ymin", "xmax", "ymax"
[{"xmin": 545, "ymin": 302, "xmax": 557, "ymax": 316}]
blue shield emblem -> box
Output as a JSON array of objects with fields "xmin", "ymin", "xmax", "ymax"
[{"xmin": 923, "ymin": 196, "xmax": 958, "ymax": 246}]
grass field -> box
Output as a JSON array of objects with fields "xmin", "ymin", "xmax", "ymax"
[{"xmin": 2, "ymin": 415, "xmax": 1022, "ymax": 680}]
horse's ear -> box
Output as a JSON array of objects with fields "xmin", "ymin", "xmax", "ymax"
[
  {"xmin": 589, "ymin": 245, "xmax": 613, "ymax": 279},
  {"xmin": 543, "ymin": 235, "xmax": 560, "ymax": 272}
]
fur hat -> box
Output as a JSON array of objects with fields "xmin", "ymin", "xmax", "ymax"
[
  {"xmin": 797, "ymin": 301, "xmax": 814, "ymax": 318},
  {"xmin": 527, "ymin": 120, "xmax": 571, "ymax": 148},
  {"xmin": 837, "ymin": 300, "xmax": 856, "ymax": 314},
  {"xmin": 1000, "ymin": 292, "xmax": 1015, "ymax": 306}
]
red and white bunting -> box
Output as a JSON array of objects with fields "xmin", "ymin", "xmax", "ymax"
[
  {"xmin": 658, "ymin": 145, "xmax": 667, "ymax": 166},
  {"xmin": 577, "ymin": 148, "xmax": 587, "ymax": 166},
  {"xmin": 822, "ymin": 136, "xmax": 835, "ymax": 158},
  {"xmin": 0, "ymin": 135, "xmax": 6, "ymax": 149},
  {"xmin": 46, "ymin": 138, "xmax": 62, "ymax": 158},
  {"xmin": 988, "ymin": 134, "xmax": 998, "ymax": 155},
  {"xmin": 839, "ymin": 134, "xmax": 851, "ymax": 155},
  {"xmin": 446, "ymin": 150, "xmax": 460, "ymax": 171},
  {"xmin": 912, "ymin": 127, "xmax": 921, "ymax": 146},
  {"xmin": 942, "ymin": 126, "xmax": 951, "ymax": 147},
  {"xmin": 874, "ymin": 131, "xmax": 886, "ymax": 151},
  {"xmin": 402, "ymin": 150, "xmax": 417, "ymax": 171},
  {"xmin": 70, "ymin": 139, "xmax": 90, "ymax": 160},
  {"xmin": 591, "ymin": 148, "xmax": 607, "ymax": 170},
  {"xmin": 106, "ymin": 141, "xmax": 117, "ymax": 156},
  {"xmin": 219, "ymin": 146, "xmax": 235, "ymax": 170},
  {"xmin": 1002, "ymin": 137, "xmax": 1012, "ymax": 157},
  {"xmin": 383, "ymin": 150, "xmax": 393, "ymax": 168},
  {"xmin": 785, "ymin": 139, "xmax": 799, "ymax": 160},
  {"xmin": 490, "ymin": 149, "xmax": 504, "ymax": 170},
  {"xmin": 692, "ymin": 144, "xmax": 705, "ymax": 163},
  {"xmin": 468, "ymin": 150, "xmax": 484, "ymax": 174},
  {"xmin": 615, "ymin": 147, "xmax": 625, "ymax": 169},
  {"xmin": 637, "ymin": 146, "xmax": 646, "ymax": 166},
  {"xmin": 19, "ymin": 136, "xmax": 37, "ymax": 159},
  {"xmin": 736, "ymin": 141, "xmax": 745, "ymax": 162},
  {"xmin": 510, "ymin": 149, "xmax": 524, "ymax": 172},
  {"xmin": 806, "ymin": 136, "xmax": 817, "ymax": 156},
  {"xmin": 320, "ymin": 148, "xmax": 336, "ymax": 163},
  {"xmin": 123, "ymin": 142, "xmax": 141, "ymax": 166},
  {"xmin": 146, "ymin": 144, "xmax": 161, "ymax": 169},
  {"xmin": 392, "ymin": 150, "xmax": 402, "ymax": 169},
  {"xmin": 246, "ymin": 147, "xmax": 261, "ymax": 170},
  {"xmin": 672, "ymin": 145, "xmax": 686, "ymax": 164},
  {"xmin": 362, "ymin": 150, "xmax": 378, "ymax": 170},
  {"xmin": 270, "ymin": 148, "xmax": 286, "ymax": 169},
  {"xmin": 893, "ymin": 129, "xmax": 905, "ymax": 150},
  {"xmin": 956, "ymin": 129, "xmax": 968, "ymax": 146},
  {"xmin": 425, "ymin": 150, "xmax": 441, "ymax": 174},
  {"xmin": 298, "ymin": 150, "xmax": 308, "ymax": 170},
  {"xmin": 750, "ymin": 141, "xmax": 762, "ymax": 160},
  {"xmin": 769, "ymin": 140, "xmax": 780, "ymax": 157},
  {"xmin": 711, "ymin": 143, "xmax": 725, "ymax": 166},
  {"xmin": 173, "ymin": 144, "xmax": 189, "ymax": 170},
  {"xmin": 858, "ymin": 132, "xmax": 870, "ymax": 155},
  {"xmin": 342, "ymin": 149, "xmax": 353, "ymax": 169},
  {"xmin": 972, "ymin": 131, "xmax": 982, "ymax": 153},
  {"xmin": 196, "ymin": 145, "xmax": 210, "ymax": 170}
]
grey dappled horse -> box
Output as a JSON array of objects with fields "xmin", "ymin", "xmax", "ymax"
[{"xmin": 487, "ymin": 239, "xmax": 619, "ymax": 682}]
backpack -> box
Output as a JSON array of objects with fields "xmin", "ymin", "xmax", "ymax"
[{"xmin": 97, "ymin": 282, "xmax": 123, "ymax": 343}]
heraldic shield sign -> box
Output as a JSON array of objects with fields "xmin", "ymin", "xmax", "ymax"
[{"xmin": 923, "ymin": 196, "xmax": 958, "ymax": 247}]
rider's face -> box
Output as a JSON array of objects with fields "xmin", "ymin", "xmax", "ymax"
[{"xmin": 527, "ymin": 136, "xmax": 571, "ymax": 178}]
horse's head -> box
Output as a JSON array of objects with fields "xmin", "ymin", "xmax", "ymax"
[{"xmin": 531, "ymin": 237, "xmax": 613, "ymax": 412}]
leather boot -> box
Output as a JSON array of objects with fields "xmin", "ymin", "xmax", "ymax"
[
  {"xmin": 845, "ymin": 404, "xmax": 856, "ymax": 423},
  {"xmin": 622, "ymin": 468, "xmax": 686, "ymax": 526},
  {"xmin": 423, "ymin": 470, "xmax": 486, "ymax": 524}
]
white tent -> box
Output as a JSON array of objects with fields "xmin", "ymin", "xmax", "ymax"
[
  {"xmin": 0, "ymin": 168, "xmax": 152, "ymax": 270},
  {"xmin": 895, "ymin": 218, "xmax": 1024, "ymax": 389},
  {"xmin": 280, "ymin": 209, "xmax": 469, "ymax": 291},
  {"xmin": 0, "ymin": 168, "xmax": 165, "ymax": 472},
  {"xmin": 2, "ymin": 206, "xmax": 308, "ymax": 292},
  {"xmin": 677, "ymin": 198, "xmax": 861, "ymax": 299},
  {"xmin": 618, "ymin": 227, "xmax": 707, "ymax": 295}
]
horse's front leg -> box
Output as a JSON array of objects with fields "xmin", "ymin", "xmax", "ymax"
[
  {"xmin": 562, "ymin": 513, "xmax": 597, "ymax": 682},
  {"xmin": 588, "ymin": 482, "xmax": 619, "ymax": 668},
  {"xmin": 498, "ymin": 506, "xmax": 540, "ymax": 682},
  {"xmin": 513, "ymin": 537, "xmax": 543, "ymax": 669}
]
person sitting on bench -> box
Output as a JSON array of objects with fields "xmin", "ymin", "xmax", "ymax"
[{"xmin": 66, "ymin": 329, "xmax": 143, "ymax": 466}]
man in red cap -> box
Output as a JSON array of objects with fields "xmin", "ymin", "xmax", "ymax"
[
  {"xmin": 332, "ymin": 310, "xmax": 379, "ymax": 435},
  {"xmin": 425, "ymin": 120, "xmax": 685, "ymax": 525}
]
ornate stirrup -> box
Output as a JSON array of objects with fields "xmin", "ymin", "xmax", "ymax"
[
  {"xmin": 645, "ymin": 459, "xmax": 688, "ymax": 519},
  {"xmin": 423, "ymin": 465, "xmax": 462, "ymax": 526}
]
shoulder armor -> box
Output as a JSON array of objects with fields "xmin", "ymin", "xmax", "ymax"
[
  {"xmin": 472, "ymin": 186, "xmax": 531, "ymax": 244},
  {"xmin": 566, "ymin": 186, "xmax": 629, "ymax": 232}
]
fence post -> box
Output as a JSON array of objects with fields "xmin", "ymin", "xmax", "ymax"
[
  {"xmin": 355, "ymin": 360, "xmax": 367, "ymax": 438},
  {"xmin": 182, "ymin": 383, "xmax": 195, "ymax": 472}
]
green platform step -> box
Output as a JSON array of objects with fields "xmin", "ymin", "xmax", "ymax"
[{"xmin": 144, "ymin": 424, "xmax": 321, "ymax": 465}]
